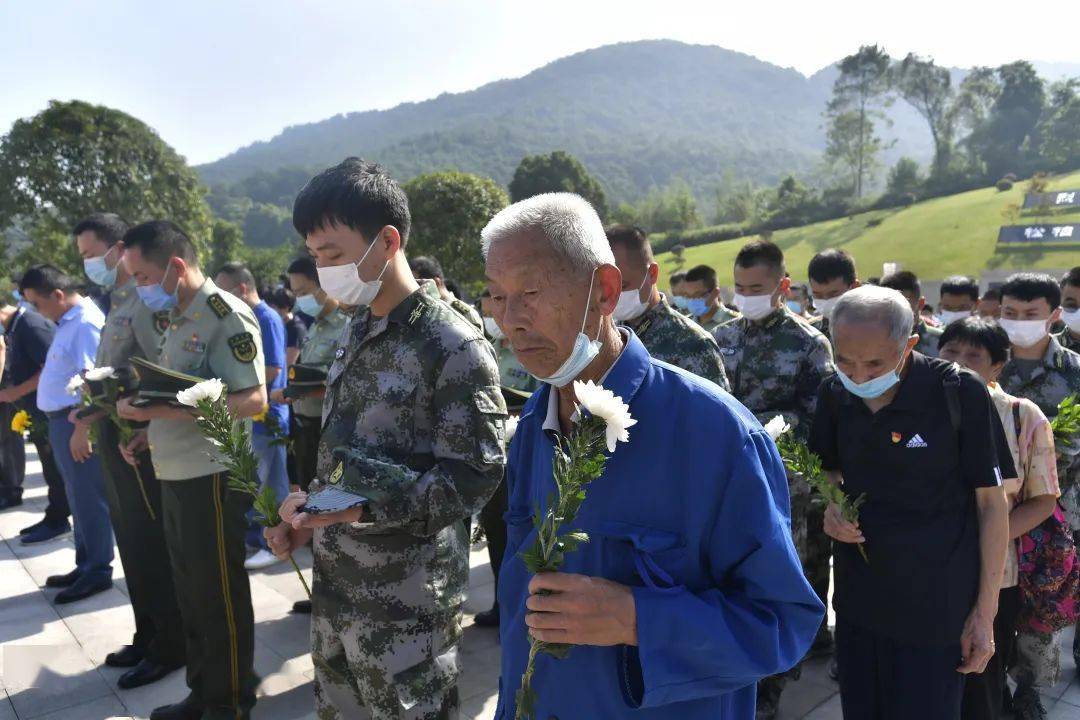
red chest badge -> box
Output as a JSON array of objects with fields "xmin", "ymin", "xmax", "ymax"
[{"xmin": 891, "ymin": 432, "xmax": 902, "ymax": 444}]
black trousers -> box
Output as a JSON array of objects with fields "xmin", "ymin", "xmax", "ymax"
[
  {"xmin": 0, "ymin": 403, "xmax": 25, "ymax": 502},
  {"xmin": 836, "ymin": 619, "xmax": 965, "ymax": 720},
  {"xmin": 97, "ymin": 419, "xmax": 186, "ymax": 665},
  {"xmin": 479, "ymin": 475, "xmax": 508, "ymax": 598},
  {"xmin": 293, "ymin": 414, "xmax": 321, "ymax": 492},
  {"xmin": 29, "ymin": 412, "xmax": 69, "ymax": 525},
  {"xmin": 161, "ymin": 474, "xmax": 256, "ymax": 718},
  {"xmin": 961, "ymin": 585, "xmax": 1020, "ymax": 720}
]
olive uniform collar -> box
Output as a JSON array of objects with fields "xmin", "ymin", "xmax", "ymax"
[{"xmin": 173, "ymin": 277, "xmax": 222, "ymax": 323}]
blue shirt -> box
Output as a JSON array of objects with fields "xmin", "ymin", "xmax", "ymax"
[
  {"xmin": 253, "ymin": 301, "xmax": 289, "ymax": 434},
  {"xmin": 37, "ymin": 297, "xmax": 105, "ymax": 413},
  {"xmin": 496, "ymin": 331, "xmax": 823, "ymax": 719}
]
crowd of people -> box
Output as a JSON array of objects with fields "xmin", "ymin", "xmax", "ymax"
[{"xmin": 0, "ymin": 157, "xmax": 1078, "ymax": 720}]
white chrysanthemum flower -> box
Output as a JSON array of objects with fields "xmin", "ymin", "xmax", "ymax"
[
  {"xmin": 764, "ymin": 415, "xmax": 791, "ymax": 441},
  {"xmin": 505, "ymin": 415, "xmax": 520, "ymax": 441},
  {"xmin": 66, "ymin": 375, "xmax": 85, "ymax": 395},
  {"xmin": 176, "ymin": 378, "xmax": 225, "ymax": 407},
  {"xmin": 573, "ymin": 380, "xmax": 637, "ymax": 452},
  {"xmin": 84, "ymin": 366, "xmax": 117, "ymax": 382}
]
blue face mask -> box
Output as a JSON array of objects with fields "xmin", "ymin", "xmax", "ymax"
[
  {"xmin": 534, "ymin": 270, "xmax": 601, "ymax": 388},
  {"xmin": 786, "ymin": 301, "xmax": 803, "ymax": 314},
  {"xmin": 686, "ymin": 297, "xmax": 710, "ymax": 317},
  {"xmin": 837, "ymin": 352, "xmax": 907, "ymax": 399},
  {"xmin": 137, "ymin": 264, "xmax": 178, "ymax": 312},
  {"xmin": 84, "ymin": 249, "xmax": 119, "ymax": 288},
  {"xmin": 671, "ymin": 295, "xmax": 689, "ymax": 310},
  {"xmin": 295, "ymin": 293, "xmax": 323, "ymax": 317}
]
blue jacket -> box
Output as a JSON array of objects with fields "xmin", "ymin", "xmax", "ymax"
[{"xmin": 496, "ymin": 331, "xmax": 824, "ymax": 719}]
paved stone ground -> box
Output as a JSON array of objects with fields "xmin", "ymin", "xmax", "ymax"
[{"xmin": 1, "ymin": 446, "xmax": 1078, "ymax": 719}]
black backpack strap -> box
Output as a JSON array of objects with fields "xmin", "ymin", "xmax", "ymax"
[
  {"xmin": 943, "ymin": 371, "xmax": 962, "ymax": 433},
  {"xmin": 1012, "ymin": 401, "xmax": 1023, "ymax": 443}
]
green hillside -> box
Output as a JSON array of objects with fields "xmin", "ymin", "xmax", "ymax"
[{"xmin": 656, "ymin": 172, "xmax": 1080, "ymax": 287}]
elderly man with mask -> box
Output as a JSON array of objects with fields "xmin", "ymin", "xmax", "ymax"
[
  {"xmin": 809, "ymin": 285, "xmax": 1010, "ymax": 719},
  {"xmin": 485, "ymin": 193, "xmax": 823, "ymax": 720}
]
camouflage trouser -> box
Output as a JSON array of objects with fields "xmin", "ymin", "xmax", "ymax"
[
  {"xmin": 758, "ymin": 473, "xmax": 814, "ymax": 716},
  {"xmin": 804, "ymin": 500, "xmax": 832, "ymax": 644},
  {"xmin": 1011, "ymin": 629, "xmax": 1062, "ymax": 691},
  {"xmin": 311, "ymin": 609, "xmax": 462, "ymax": 720}
]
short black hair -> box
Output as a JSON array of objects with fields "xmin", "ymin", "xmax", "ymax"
[
  {"xmin": 981, "ymin": 287, "xmax": 1001, "ymax": 302},
  {"xmin": 940, "ymin": 275, "xmax": 979, "ymax": 302},
  {"xmin": 287, "ymin": 256, "xmax": 319, "ymax": 286},
  {"xmin": 267, "ymin": 287, "xmax": 295, "ymax": 311},
  {"xmin": 1001, "ymin": 272, "xmax": 1061, "ymax": 308},
  {"xmin": 123, "ymin": 221, "xmax": 200, "ymax": 268},
  {"xmin": 881, "ymin": 270, "xmax": 921, "ymax": 297},
  {"xmin": 73, "ymin": 213, "xmax": 130, "ymax": 247},
  {"xmin": 292, "ymin": 157, "xmax": 411, "ymax": 246},
  {"xmin": 735, "ymin": 239, "xmax": 785, "ymax": 277},
  {"xmin": 808, "ymin": 249, "xmax": 856, "ymax": 286},
  {"xmin": 940, "ymin": 316, "xmax": 1011, "ymax": 365},
  {"xmin": 409, "ymin": 255, "xmax": 444, "ymax": 280},
  {"xmin": 605, "ymin": 224, "xmax": 653, "ymax": 263},
  {"xmin": 1061, "ymin": 267, "xmax": 1080, "ymax": 289},
  {"xmin": 669, "ymin": 270, "xmax": 687, "ymax": 284},
  {"xmin": 216, "ymin": 261, "xmax": 256, "ymax": 289},
  {"xmin": 19, "ymin": 264, "xmax": 79, "ymax": 295},
  {"xmin": 684, "ymin": 264, "xmax": 718, "ymax": 292}
]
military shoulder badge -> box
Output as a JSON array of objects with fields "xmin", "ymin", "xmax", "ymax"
[
  {"xmin": 154, "ymin": 311, "xmax": 171, "ymax": 335},
  {"xmin": 207, "ymin": 293, "xmax": 231, "ymax": 319},
  {"xmin": 328, "ymin": 461, "xmax": 344, "ymax": 485},
  {"xmin": 228, "ymin": 332, "xmax": 257, "ymax": 363}
]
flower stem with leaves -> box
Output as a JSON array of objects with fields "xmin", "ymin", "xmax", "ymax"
[{"xmin": 187, "ymin": 388, "xmax": 311, "ymax": 598}]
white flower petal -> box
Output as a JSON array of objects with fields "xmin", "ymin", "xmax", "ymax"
[
  {"xmin": 572, "ymin": 380, "xmax": 636, "ymax": 450},
  {"xmin": 763, "ymin": 415, "xmax": 791, "ymax": 441},
  {"xmin": 65, "ymin": 375, "xmax": 85, "ymax": 395},
  {"xmin": 176, "ymin": 378, "xmax": 226, "ymax": 407},
  {"xmin": 505, "ymin": 415, "xmax": 520, "ymax": 441},
  {"xmin": 84, "ymin": 366, "xmax": 118, "ymax": 382}
]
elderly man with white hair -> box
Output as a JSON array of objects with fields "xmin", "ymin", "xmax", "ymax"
[
  {"xmin": 808, "ymin": 285, "xmax": 1010, "ymax": 720},
  {"xmin": 484, "ymin": 193, "xmax": 823, "ymax": 720}
]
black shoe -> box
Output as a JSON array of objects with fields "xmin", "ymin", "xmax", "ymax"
[
  {"xmin": 21, "ymin": 520, "xmax": 71, "ymax": 544},
  {"xmin": 19, "ymin": 519, "xmax": 45, "ymax": 536},
  {"xmin": 45, "ymin": 569, "xmax": 82, "ymax": 588},
  {"xmin": 0, "ymin": 496, "xmax": 22, "ymax": 510},
  {"xmin": 827, "ymin": 656, "xmax": 839, "ymax": 682},
  {"xmin": 474, "ymin": 605, "xmax": 500, "ymax": 628},
  {"xmin": 755, "ymin": 685, "xmax": 781, "ymax": 720},
  {"xmin": 54, "ymin": 577, "xmax": 111, "ymax": 604},
  {"xmin": 1003, "ymin": 682, "xmax": 1014, "ymax": 714},
  {"xmin": 118, "ymin": 659, "xmax": 183, "ymax": 689},
  {"xmin": 1013, "ymin": 686, "xmax": 1048, "ymax": 720},
  {"xmin": 291, "ymin": 599, "xmax": 311, "ymax": 614},
  {"xmin": 105, "ymin": 645, "xmax": 144, "ymax": 668},
  {"xmin": 149, "ymin": 696, "xmax": 202, "ymax": 720}
]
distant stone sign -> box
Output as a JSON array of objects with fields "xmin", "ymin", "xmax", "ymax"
[
  {"xmin": 1022, "ymin": 191, "xmax": 1080, "ymax": 209},
  {"xmin": 998, "ymin": 224, "xmax": 1080, "ymax": 243}
]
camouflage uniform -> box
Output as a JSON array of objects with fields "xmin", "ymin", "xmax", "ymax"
[
  {"xmin": 696, "ymin": 304, "xmax": 740, "ymax": 334},
  {"xmin": 808, "ymin": 314, "xmax": 830, "ymax": 340},
  {"xmin": 495, "ymin": 340, "xmax": 537, "ymax": 395},
  {"xmin": 292, "ymin": 307, "xmax": 349, "ymax": 491},
  {"xmin": 999, "ymin": 336, "xmax": 1080, "ymax": 688},
  {"xmin": 713, "ymin": 306, "xmax": 835, "ymax": 717},
  {"xmin": 312, "ymin": 287, "xmax": 506, "ymax": 719},
  {"xmin": 915, "ymin": 319, "xmax": 942, "ymax": 358},
  {"xmin": 1056, "ymin": 329, "xmax": 1080, "ymax": 355},
  {"xmin": 625, "ymin": 295, "xmax": 730, "ymax": 391},
  {"xmin": 419, "ymin": 280, "xmax": 483, "ymax": 335}
]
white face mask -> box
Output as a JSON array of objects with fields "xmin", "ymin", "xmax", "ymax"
[
  {"xmin": 734, "ymin": 289, "xmax": 778, "ymax": 321},
  {"xmin": 533, "ymin": 270, "xmax": 601, "ymax": 388},
  {"xmin": 484, "ymin": 316, "xmax": 505, "ymax": 340},
  {"xmin": 998, "ymin": 318, "xmax": 1049, "ymax": 348},
  {"xmin": 813, "ymin": 296, "xmax": 840, "ymax": 319},
  {"xmin": 612, "ymin": 275, "xmax": 649, "ymax": 323},
  {"xmin": 316, "ymin": 236, "xmax": 388, "ymax": 307},
  {"xmin": 937, "ymin": 309, "xmax": 972, "ymax": 326},
  {"xmin": 1062, "ymin": 308, "xmax": 1080, "ymax": 334}
]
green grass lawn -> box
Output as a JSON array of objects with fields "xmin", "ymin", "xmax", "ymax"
[{"xmin": 657, "ymin": 171, "xmax": 1080, "ymax": 288}]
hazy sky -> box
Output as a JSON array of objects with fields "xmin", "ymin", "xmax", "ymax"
[{"xmin": 3, "ymin": 1, "xmax": 1077, "ymax": 166}]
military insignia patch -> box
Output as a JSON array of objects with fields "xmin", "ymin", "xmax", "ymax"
[
  {"xmin": 891, "ymin": 432, "xmax": 902, "ymax": 444},
  {"xmin": 329, "ymin": 461, "xmax": 344, "ymax": 485},
  {"xmin": 409, "ymin": 305, "xmax": 423, "ymax": 325},
  {"xmin": 207, "ymin": 293, "xmax": 231, "ymax": 319},
  {"xmin": 154, "ymin": 312, "xmax": 170, "ymax": 334},
  {"xmin": 288, "ymin": 366, "xmax": 296, "ymax": 380},
  {"xmin": 228, "ymin": 332, "xmax": 257, "ymax": 363}
]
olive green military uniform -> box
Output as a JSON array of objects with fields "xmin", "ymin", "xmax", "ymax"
[
  {"xmin": 311, "ymin": 288, "xmax": 505, "ymax": 719},
  {"xmin": 915, "ymin": 319, "xmax": 943, "ymax": 358},
  {"xmin": 148, "ymin": 277, "xmax": 265, "ymax": 720},
  {"xmin": 695, "ymin": 304, "xmax": 740, "ymax": 334},
  {"xmin": 292, "ymin": 307, "xmax": 348, "ymax": 491},
  {"xmin": 999, "ymin": 337, "xmax": 1080, "ymax": 689},
  {"xmin": 713, "ymin": 306, "xmax": 836, "ymax": 717},
  {"xmin": 625, "ymin": 295, "xmax": 729, "ymax": 391},
  {"xmin": 95, "ymin": 278, "xmax": 185, "ymax": 667}
]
